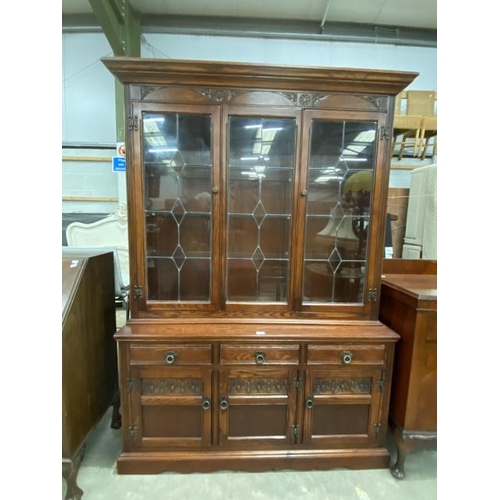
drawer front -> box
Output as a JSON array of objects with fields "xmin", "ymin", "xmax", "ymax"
[
  {"xmin": 129, "ymin": 344, "xmax": 212, "ymax": 365},
  {"xmin": 220, "ymin": 344, "xmax": 300, "ymax": 365},
  {"xmin": 307, "ymin": 344, "xmax": 385, "ymax": 366}
]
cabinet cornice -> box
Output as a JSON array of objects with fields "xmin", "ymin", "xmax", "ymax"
[{"xmin": 102, "ymin": 57, "xmax": 418, "ymax": 95}]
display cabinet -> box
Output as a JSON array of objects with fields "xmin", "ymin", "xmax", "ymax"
[{"xmin": 103, "ymin": 57, "xmax": 417, "ymax": 474}]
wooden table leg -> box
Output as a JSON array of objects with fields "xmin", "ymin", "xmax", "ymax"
[
  {"xmin": 62, "ymin": 445, "xmax": 85, "ymax": 500},
  {"xmin": 389, "ymin": 419, "xmax": 437, "ymax": 480},
  {"xmin": 390, "ymin": 423, "xmax": 412, "ymax": 479}
]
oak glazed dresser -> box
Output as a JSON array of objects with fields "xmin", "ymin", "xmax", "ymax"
[{"xmin": 103, "ymin": 57, "xmax": 417, "ymax": 474}]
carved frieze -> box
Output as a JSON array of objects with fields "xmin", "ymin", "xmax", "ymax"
[
  {"xmin": 139, "ymin": 85, "xmax": 386, "ymax": 111},
  {"xmin": 142, "ymin": 379, "xmax": 203, "ymax": 395},
  {"xmin": 228, "ymin": 378, "xmax": 288, "ymax": 394},
  {"xmin": 313, "ymin": 378, "xmax": 372, "ymax": 395}
]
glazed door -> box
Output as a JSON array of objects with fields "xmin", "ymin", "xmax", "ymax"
[
  {"xmin": 218, "ymin": 368, "xmax": 299, "ymax": 448},
  {"xmin": 302, "ymin": 368, "xmax": 384, "ymax": 448},
  {"xmin": 128, "ymin": 366, "xmax": 212, "ymax": 450},
  {"xmin": 223, "ymin": 107, "xmax": 301, "ymax": 312},
  {"xmin": 129, "ymin": 103, "xmax": 222, "ymax": 313},
  {"xmin": 297, "ymin": 109, "xmax": 389, "ymax": 316}
]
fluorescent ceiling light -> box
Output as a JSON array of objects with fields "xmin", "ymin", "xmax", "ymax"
[{"xmin": 149, "ymin": 148, "xmax": 178, "ymax": 153}]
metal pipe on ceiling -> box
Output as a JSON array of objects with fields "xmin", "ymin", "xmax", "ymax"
[
  {"xmin": 62, "ymin": 14, "xmax": 437, "ymax": 48},
  {"xmin": 320, "ymin": 0, "xmax": 333, "ymax": 34}
]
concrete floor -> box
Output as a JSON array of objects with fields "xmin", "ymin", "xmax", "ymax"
[
  {"xmin": 63, "ymin": 412, "xmax": 437, "ymax": 500},
  {"xmin": 63, "ymin": 309, "xmax": 437, "ymax": 500}
]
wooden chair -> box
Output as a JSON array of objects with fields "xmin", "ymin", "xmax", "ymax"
[
  {"xmin": 406, "ymin": 90, "xmax": 436, "ymax": 116},
  {"xmin": 419, "ymin": 115, "xmax": 437, "ymax": 159},
  {"xmin": 392, "ymin": 90, "xmax": 437, "ymax": 160},
  {"xmin": 392, "ymin": 114, "xmax": 423, "ymax": 160}
]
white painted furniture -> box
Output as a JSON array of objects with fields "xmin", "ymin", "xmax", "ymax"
[
  {"xmin": 402, "ymin": 164, "xmax": 437, "ymax": 259},
  {"xmin": 65, "ymin": 205, "xmax": 130, "ymax": 316}
]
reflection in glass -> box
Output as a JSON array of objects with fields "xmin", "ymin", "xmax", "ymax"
[
  {"xmin": 303, "ymin": 120, "xmax": 376, "ymax": 304},
  {"xmin": 226, "ymin": 116, "xmax": 295, "ymax": 302},
  {"xmin": 142, "ymin": 112, "xmax": 212, "ymax": 301}
]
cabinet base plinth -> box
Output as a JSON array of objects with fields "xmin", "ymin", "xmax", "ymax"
[{"xmin": 116, "ymin": 448, "xmax": 391, "ymax": 474}]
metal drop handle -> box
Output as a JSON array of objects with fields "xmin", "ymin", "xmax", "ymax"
[
  {"xmin": 342, "ymin": 351, "xmax": 353, "ymax": 365},
  {"xmin": 255, "ymin": 351, "xmax": 266, "ymax": 364},
  {"xmin": 220, "ymin": 397, "xmax": 229, "ymax": 411},
  {"xmin": 202, "ymin": 398, "xmax": 211, "ymax": 410},
  {"xmin": 165, "ymin": 351, "xmax": 177, "ymax": 364},
  {"xmin": 305, "ymin": 396, "xmax": 314, "ymax": 409}
]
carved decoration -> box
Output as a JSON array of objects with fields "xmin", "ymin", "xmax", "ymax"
[
  {"xmin": 141, "ymin": 86, "xmax": 162, "ymax": 99},
  {"xmin": 142, "ymin": 379, "xmax": 203, "ymax": 395},
  {"xmin": 228, "ymin": 378, "xmax": 288, "ymax": 394},
  {"xmin": 198, "ymin": 88, "xmax": 236, "ymax": 102},
  {"xmin": 313, "ymin": 378, "xmax": 372, "ymax": 395},
  {"xmin": 366, "ymin": 96, "xmax": 383, "ymax": 110},
  {"xmin": 279, "ymin": 92, "xmax": 328, "ymax": 106}
]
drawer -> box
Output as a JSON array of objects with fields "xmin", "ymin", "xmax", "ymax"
[
  {"xmin": 220, "ymin": 344, "xmax": 300, "ymax": 365},
  {"xmin": 307, "ymin": 344, "xmax": 385, "ymax": 366},
  {"xmin": 129, "ymin": 344, "xmax": 212, "ymax": 365}
]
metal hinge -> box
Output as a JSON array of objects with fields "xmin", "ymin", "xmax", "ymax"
[
  {"xmin": 368, "ymin": 288, "xmax": 378, "ymax": 302},
  {"xmin": 127, "ymin": 378, "xmax": 138, "ymax": 393},
  {"xmin": 380, "ymin": 126, "xmax": 391, "ymax": 140},
  {"xmin": 378, "ymin": 377, "xmax": 385, "ymax": 392},
  {"xmin": 291, "ymin": 425, "xmax": 300, "ymax": 438},
  {"xmin": 295, "ymin": 378, "xmax": 303, "ymax": 391},
  {"xmin": 373, "ymin": 423, "xmax": 381, "ymax": 436},
  {"xmin": 133, "ymin": 285, "xmax": 143, "ymax": 299},
  {"xmin": 128, "ymin": 114, "xmax": 138, "ymax": 131},
  {"xmin": 129, "ymin": 426, "xmax": 138, "ymax": 441}
]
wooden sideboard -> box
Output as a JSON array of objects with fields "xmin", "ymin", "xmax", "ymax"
[
  {"xmin": 379, "ymin": 259, "xmax": 437, "ymax": 479},
  {"xmin": 62, "ymin": 249, "xmax": 119, "ymax": 499}
]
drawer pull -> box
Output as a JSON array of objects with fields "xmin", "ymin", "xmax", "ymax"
[
  {"xmin": 202, "ymin": 398, "xmax": 211, "ymax": 410},
  {"xmin": 165, "ymin": 351, "xmax": 178, "ymax": 364},
  {"xmin": 255, "ymin": 352, "xmax": 266, "ymax": 364},
  {"xmin": 220, "ymin": 397, "xmax": 229, "ymax": 411},
  {"xmin": 305, "ymin": 396, "xmax": 314, "ymax": 409},
  {"xmin": 342, "ymin": 351, "xmax": 353, "ymax": 365}
]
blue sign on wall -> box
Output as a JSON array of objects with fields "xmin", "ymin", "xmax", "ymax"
[{"xmin": 112, "ymin": 156, "xmax": 126, "ymax": 172}]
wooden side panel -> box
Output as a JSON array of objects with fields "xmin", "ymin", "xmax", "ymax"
[
  {"xmin": 379, "ymin": 277, "xmax": 437, "ymax": 433},
  {"xmin": 62, "ymin": 252, "xmax": 117, "ymax": 459}
]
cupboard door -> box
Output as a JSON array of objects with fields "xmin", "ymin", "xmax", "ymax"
[
  {"xmin": 128, "ymin": 366, "xmax": 212, "ymax": 450},
  {"xmin": 297, "ymin": 109, "xmax": 388, "ymax": 315},
  {"xmin": 131, "ymin": 103, "xmax": 221, "ymax": 312},
  {"xmin": 302, "ymin": 368, "xmax": 383, "ymax": 448},
  {"xmin": 218, "ymin": 368, "xmax": 298, "ymax": 448}
]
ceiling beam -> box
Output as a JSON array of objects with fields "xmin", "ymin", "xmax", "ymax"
[
  {"xmin": 88, "ymin": 0, "xmax": 140, "ymax": 56},
  {"xmin": 87, "ymin": 0, "xmax": 141, "ymax": 142}
]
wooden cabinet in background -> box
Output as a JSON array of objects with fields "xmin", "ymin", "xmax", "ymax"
[
  {"xmin": 103, "ymin": 57, "xmax": 417, "ymax": 474},
  {"xmin": 62, "ymin": 249, "xmax": 119, "ymax": 499},
  {"xmin": 379, "ymin": 259, "xmax": 437, "ymax": 479}
]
